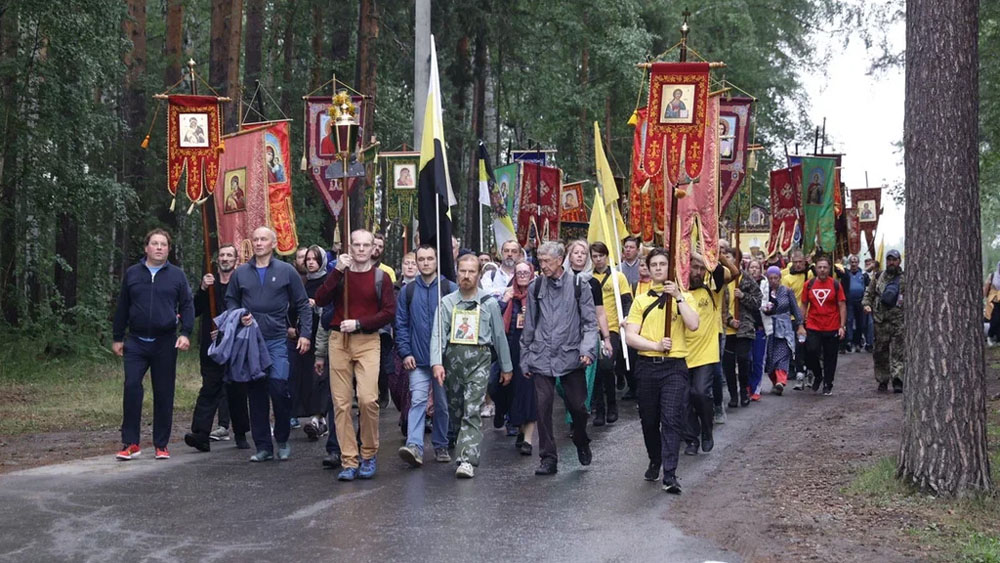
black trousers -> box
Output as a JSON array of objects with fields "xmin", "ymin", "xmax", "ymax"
[
  {"xmin": 190, "ymin": 359, "xmax": 249, "ymax": 436},
  {"xmin": 121, "ymin": 335, "xmax": 176, "ymax": 448},
  {"xmin": 989, "ymin": 302, "xmax": 1000, "ymax": 340},
  {"xmin": 635, "ymin": 357, "xmax": 689, "ymax": 479},
  {"xmin": 593, "ymin": 332, "xmax": 623, "ymax": 412},
  {"xmin": 793, "ymin": 338, "xmax": 806, "ymax": 375},
  {"xmin": 713, "ymin": 334, "xmax": 725, "ymax": 408},
  {"xmin": 685, "ymin": 363, "xmax": 715, "ymax": 444},
  {"xmin": 239, "ymin": 377, "xmax": 292, "ymax": 454},
  {"xmin": 722, "ymin": 337, "xmax": 752, "ymax": 403},
  {"xmin": 378, "ymin": 332, "xmax": 394, "ymax": 400},
  {"xmin": 806, "ymin": 329, "xmax": 841, "ymax": 387},
  {"xmin": 534, "ymin": 368, "xmax": 589, "ymax": 463}
]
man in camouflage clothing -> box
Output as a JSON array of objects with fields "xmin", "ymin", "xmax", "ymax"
[
  {"xmin": 862, "ymin": 249, "xmax": 905, "ymax": 393},
  {"xmin": 431, "ymin": 254, "xmax": 513, "ymax": 479}
]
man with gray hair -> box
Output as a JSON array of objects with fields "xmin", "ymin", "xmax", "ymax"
[
  {"xmin": 225, "ymin": 226, "xmax": 312, "ymax": 462},
  {"xmin": 520, "ymin": 241, "xmax": 599, "ymax": 475}
]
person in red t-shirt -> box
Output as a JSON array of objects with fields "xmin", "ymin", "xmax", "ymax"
[{"xmin": 799, "ymin": 255, "xmax": 846, "ymax": 395}]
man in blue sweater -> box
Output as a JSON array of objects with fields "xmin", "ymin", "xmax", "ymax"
[
  {"xmin": 112, "ymin": 228, "xmax": 194, "ymax": 461},
  {"xmin": 396, "ymin": 245, "xmax": 457, "ymax": 467},
  {"xmin": 225, "ymin": 226, "xmax": 312, "ymax": 462},
  {"xmin": 845, "ymin": 255, "xmax": 870, "ymax": 353}
]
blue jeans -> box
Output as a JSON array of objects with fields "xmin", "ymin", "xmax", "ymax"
[
  {"xmin": 246, "ymin": 339, "xmax": 291, "ymax": 453},
  {"xmin": 750, "ymin": 328, "xmax": 766, "ymax": 393},
  {"xmin": 846, "ymin": 299, "xmax": 865, "ymax": 347},
  {"xmin": 406, "ymin": 366, "xmax": 449, "ymax": 455}
]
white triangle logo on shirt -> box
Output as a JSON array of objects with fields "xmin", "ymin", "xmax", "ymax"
[{"xmin": 813, "ymin": 288, "xmax": 831, "ymax": 307}]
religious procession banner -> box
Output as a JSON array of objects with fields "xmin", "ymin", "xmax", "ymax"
[
  {"xmin": 800, "ymin": 156, "xmax": 837, "ymax": 254},
  {"xmin": 718, "ymin": 97, "xmax": 753, "ymax": 214},
  {"xmin": 516, "ymin": 163, "xmax": 561, "ymax": 247},
  {"xmin": 627, "ymin": 107, "xmax": 665, "ymax": 243},
  {"xmin": 850, "ymin": 187, "xmax": 882, "ymax": 255},
  {"xmin": 304, "ymin": 94, "xmax": 367, "ymax": 219},
  {"xmin": 766, "ymin": 165, "xmax": 803, "ymax": 257},
  {"xmin": 845, "ymin": 207, "xmax": 862, "ymax": 256},
  {"xmin": 644, "ymin": 62, "xmax": 711, "ymax": 184},
  {"xmin": 166, "ymin": 95, "xmax": 223, "ymax": 211},
  {"xmin": 560, "ymin": 181, "xmax": 588, "ymax": 223},
  {"xmin": 494, "ymin": 163, "xmax": 520, "ymax": 233},
  {"xmin": 478, "ymin": 142, "xmax": 517, "ymax": 248},
  {"xmin": 674, "ymin": 94, "xmax": 721, "ymax": 288},
  {"xmin": 381, "ymin": 151, "xmax": 419, "ymax": 233},
  {"xmin": 214, "ymin": 127, "xmax": 269, "ymax": 264},
  {"xmin": 262, "ymin": 121, "xmax": 297, "ymax": 254}
]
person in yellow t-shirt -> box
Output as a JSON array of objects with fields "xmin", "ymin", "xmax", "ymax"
[
  {"xmin": 781, "ymin": 248, "xmax": 812, "ymax": 380},
  {"xmin": 624, "ymin": 248, "xmax": 699, "ymax": 495},
  {"xmin": 590, "ymin": 241, "xmax": 634, "ymax": 425}
]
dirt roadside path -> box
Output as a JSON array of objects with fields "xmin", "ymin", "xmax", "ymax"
[{"xmin": 669, "ymin": 350, "xmax": 931, "ymax": 562}]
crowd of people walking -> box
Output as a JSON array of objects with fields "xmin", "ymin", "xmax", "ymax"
[{"xmin": 111, "ymin": 227, "xmax": 908, "ymax": 494}]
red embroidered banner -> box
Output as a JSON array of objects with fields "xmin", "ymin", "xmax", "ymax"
[
  {"xmin": 304, "ymin": 95, "xmax": 367, "ymax": 219},
  {"xmin": 516, "ymin": 163, "xmax": 561, "ymax": 247},
  {"xmin": 846, "ymin": 208, "xmax": 861, "ymax": 256},
  {"xmin": 719, "ymin": 97, "xmax": 753, "ymax": 214},
  {"xmin": 850, "ymin": 187, "xmax": 882, "ymax": 256},
  {"xmin": 644, "ymin": 62, "xmax": 711, "ymax": 184},
  {"xmin": 675, "ymin": 95, "xmax": 721, "ymax": 288},
  {"xmin": 166, "ymin": 95, "xmax": 223, "ymax": 206},
  {"xmin": 214, "ymin": 127, "xmax": 269, "ymax": 264},
  {"xmin": 559, "ymin": 181, "xmax": 588, "ymax": 223},
  {"xmin": 262, "ymin": 121, "xmax": 298, "ymax": 255},
  {"xmin": 627, "ymin": 108, "xmax": 665, "ymax": 243},
  {"xmin": 766, "ymin": 165, "xmax": 803, "ymax": 256}
]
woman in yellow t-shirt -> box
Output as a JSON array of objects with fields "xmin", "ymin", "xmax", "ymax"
[{"xmin": 623, "ymin": 249, "xmax": 699, "ymax": 494}]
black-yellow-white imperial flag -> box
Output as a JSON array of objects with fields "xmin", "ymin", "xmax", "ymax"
[{"xmin": 417, "ymin": 35, "xmax": 458, "ymax": 281}]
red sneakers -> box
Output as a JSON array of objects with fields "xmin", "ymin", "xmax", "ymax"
[
  {"xmin": 750, "ymin": 393, "xmax": 762, "ymax": 401},
  {"xmin": 155, "ymin": 447, "xmax": 170, "ymax": 460},
  {"xmin": 115, "ymin": 444, "xmax": 141, "ymax": 461}
]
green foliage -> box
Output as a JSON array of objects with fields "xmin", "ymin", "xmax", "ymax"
[{"xmin": 0, "ymin": 0, "xmax": 852, "ymax": 353}]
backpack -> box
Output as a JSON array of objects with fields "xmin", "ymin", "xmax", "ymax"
[
  {"xmin": 531, "ymin": 272, "xmax": 584, "ymax": 324},
  {"xmin": 320, "ymin": 267, "xmax": 385, "ymax": 330},
  {"xmin": 880, "ymin": 275, "xmax": 901, "ymax": 308},
  {"xmin": 404, "ymin": 275, "xmax": 457, "ymax": 319}
]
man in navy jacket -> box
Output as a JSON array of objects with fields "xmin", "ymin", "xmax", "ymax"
[
  {"xmin": 225, "ymin": 226, "xmax": 312, "ymax": 462},
  {"xmin": 395, "ymin": 245, "xmax": 457, "ymax": 467},
  {"xmin": 112, "ymin": 228, "xmax": 194, "ymax": 461}
]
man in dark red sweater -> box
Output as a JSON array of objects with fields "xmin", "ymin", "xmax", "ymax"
[{"xmin": 315, "ymin": 229, "xmax": 396, "ymax": 481}]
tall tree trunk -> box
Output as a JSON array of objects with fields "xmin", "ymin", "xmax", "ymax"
[
  {"xmin": 579, "ymin": 46, "xmax": 589, "ymax": 156},
  {"xmin": 243, "ymin": 0, "xmax": 263, "ymax": 101},
  {"xmin": 466, "ymin": 34, "xmax": 487, "ymax": 252},
  {"xmin": 0, "ymin": 6, "xmax": 18, "ymax": 325},
  {"xmin": 278, "ymin": 2, "xmax": 297, "ymax": 115},
  {"xmin": 225, "ymin": 0, "xmax": 243, "ymax": 131},
  {"xmin": 355, "ymin": 0, "xmax": 378, "ymax": 134},
  {"xmin": 899, "ymin": 0, "xmax": 991, "ymax": 496},
  {"xmin": 164, "ymin": 0, "xmax": 184, "ymax": 86},
  {"xmin": 54, "ymin": 211, "xmax": 78, "ymax": 322},
  {"xmin": 209, "ymin": 0, "xmax": 228, "ymax": 95},
  {"xmin": 121, "ymin": 0, "xmax": 147, "ymax": 294},
  {"xmin": 448, "ymin": 36, "xmax": 471, "ymax": 244},
  {"xmin": 330, "ymin": 0, "xmax": 351, "ymax": 79},
  {"xmin": 310, "ymin": 2, "xmax": 324, "ymax": 89}
]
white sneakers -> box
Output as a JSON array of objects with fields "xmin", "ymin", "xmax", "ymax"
[{"xmin": 455, "ymin": 462, "xmax": 475, "ymax": 479}]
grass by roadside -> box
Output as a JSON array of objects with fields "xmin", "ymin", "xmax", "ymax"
[
  {"xmin": 845, "ymin": 353, "xmax": 1000, "ymax": 563},
  {"xmin": 0, "ymin": 342, "xmax": 202, "ymax": 438}
]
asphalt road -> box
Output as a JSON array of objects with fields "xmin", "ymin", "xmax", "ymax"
[{"xmin": 0, "ymin": 396, "xmax": 743, "ymax": 562}]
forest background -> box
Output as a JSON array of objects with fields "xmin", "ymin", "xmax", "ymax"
[{"xmin": 0, "ymin": 0, "xmax": 996, "ymax": 355}]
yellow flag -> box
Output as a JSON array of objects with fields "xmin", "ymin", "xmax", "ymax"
[
  {"xmin": 876, "ymin": 234, "xmax": 884, "ymax": 266},
  {"xmin": 589, "ymin": 122, "xmax": 628, "ymax": 264}
]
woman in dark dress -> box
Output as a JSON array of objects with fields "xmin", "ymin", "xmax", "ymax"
[
  {"xmin": 295, "ymin": 245, "xmax": 331, "ymax": 439},
  {"xmin": 498, "ymin": 260, "xmax": 538, "ymax": 455}
]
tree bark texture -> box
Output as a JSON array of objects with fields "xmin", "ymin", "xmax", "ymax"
[
  {"xmin": 209, "ymin": 0, "xmax": 228, "ymax": 93},
  {"xmin": 243, "ymin": 0, "xmax": 263, "ymax": 98},
  {"xmin": 310, "ymin": 2, "xmax": 324, "ymax": 90},
  {"xmin": 355, "ymin": 0, "xmax": 378, "ymax": 135},
  {"xmin": 0, "ymin": 7, "xmax": 18, "ymax": 325},
  {"xmin": 121, "ymin": 0, "xmax": 147, "ymax": 295},
  {"xmin": 279, "ymin": 2, "xmax": 297, "ymax": 115},
  {"xmin": 466, "ymin": 34, "xmax": 487, "ymax": 252},
  {"xmin": 225, "ymin": 0, "xmax": 243, "ymax": 131},
  {"xmin": 899, "ymin": 0, "xmax": 992, "ymax": 496},
  {"xmin": 54, "ymin": 211, "xmax": 78, "ymax": 321},
  {"xmin": 164, "ymin": 0, "xmax": 184, "ymax": 87}
]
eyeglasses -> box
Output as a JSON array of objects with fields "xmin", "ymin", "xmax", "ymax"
[{"xmin": 515, "ymin": 271, "xmax": 533, "ymax": 277}]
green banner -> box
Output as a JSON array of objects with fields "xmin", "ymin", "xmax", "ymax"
[
  {"xmin": 800, "ymin": 156, "xmax": 836, "ymax": 253},
  {"xmin": 495, "ymin": 163, "xmax": 519, "ymax": 232}
]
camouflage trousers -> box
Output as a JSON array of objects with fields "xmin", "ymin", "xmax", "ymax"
[
  {"xmin": 873, "ymin": 320, "xmax": 905, "ymax": 384},
  {"xmin": 443, "ymin": 344, "xmax": 491, "ymax": 466}
]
